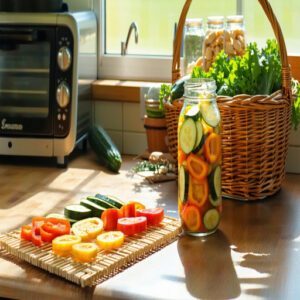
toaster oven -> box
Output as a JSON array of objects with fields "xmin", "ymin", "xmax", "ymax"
[{"xmin": 0, "ymin": 11, "xmax": 97, "ymax": 166}]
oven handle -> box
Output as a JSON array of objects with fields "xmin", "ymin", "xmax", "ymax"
[{"xmin": 0, "ymin": 29, "xmax": 38, "ymax": 42}]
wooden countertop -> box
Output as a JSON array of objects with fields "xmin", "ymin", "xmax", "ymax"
[{"xmin": 0, "ymin": 151, "xmax": 300, "ymax": 300}]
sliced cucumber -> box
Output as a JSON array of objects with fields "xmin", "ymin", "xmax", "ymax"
[
  {"xmin": 95, "ymin": 194, "xmax": 124, "ymax": 209},
  {"xmin": 64, "ymin": 204, "xmax": 92, "ymax": 221},
  {"xmin": 46, "ymin": 213, "xmax": 67, "ymax": 220},
  {"xmin": 209, "ymin": 166, "xmax": 222, "ymax": 202},
  {"xmin": 80, "ymin": 199, "xmax": 106, "ymax": 218},
  {"xmin": 192, "ymin": 121, "xmax": 204, "ymax": 153},
  {"xmin": 209, "ymin": 194, "xmax": 221, "ymax": 207},
  {"xmin": 200, "ymin": 101, "xmax": 220, "ymax": 127},
  {"xmin": 203, "ymin": 209, "xmax": 220, "ymax": 231},
  {"xmin": 179, "ymin": 165, "xmax": 189, "ymax": 203},
  {"xmin": 185, "ymin": 105, "xmax": 200, "ymax": 121},
  {"xmin": 87, "ymin": 196, "xmax": 115, "ymax": 209},
  {"xmin": 179, "ymin": 118, "xmax": 197, "ymax": 154}
]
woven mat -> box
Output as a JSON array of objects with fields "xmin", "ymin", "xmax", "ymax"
[{"xmin": 0, "ymin": 216, "xmax": 181, "ymax": 287}]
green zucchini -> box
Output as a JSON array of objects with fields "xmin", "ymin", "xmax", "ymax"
[
  {"xmin": 179, "ymin": 118, "xmax": 197, "ymax": 154},
  {"xmin": 209, "ymin": 166, "xmax": 222, "ymax": 203},
  {"xmin": 80, "ymin": 199, "xmax": 106, "ymax": 217},
  {"xmin": 64, "ymin": 204, "xmax": 92, "ymax": 221},
  {"xmin": 171, "ymin": 74, "xmax": 190, "ymax": 100},
  {"xmin": 95, "ymin": 193, "xmax": 124, "ymax": 209},
  {"xmin": 200, "ymin": 101, "xmax": 220, "ymax": 127},
  {"xmin": 203, "ymin": 208, "xmax": 220, "ymax": 231},
  {"xmin": 179, "ymin": 165, "xmax": 189, "ymax": 203},
  {"xmin": 87, "ymin": 195, "xmax": 115, "ymax": 209},
  {"xmin": 88, "ymin": 125, "xmax": 122, "ymax": 173}
]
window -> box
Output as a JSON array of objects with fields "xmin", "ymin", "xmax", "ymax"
[{"xmin": 98, "ymin": 0, "xmax": 299, "ymax": 81}]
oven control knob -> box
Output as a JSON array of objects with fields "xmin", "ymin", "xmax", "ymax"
[
  {"xmin": 56, "ymin": 82, "xmax": 70, "ymax": 108},
  {"xmin": 57, "ymin": 47, "xmax": 71, "ymax": 71}
]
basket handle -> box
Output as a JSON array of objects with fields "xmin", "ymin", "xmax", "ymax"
[{"xmin": 172, "ymin": 0, "xmax": 291, "ymax": 99}]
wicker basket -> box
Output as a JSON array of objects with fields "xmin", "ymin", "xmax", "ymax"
[{"xmin": 165, "ymin": 0, "xmax": 292, "ymax": 200}]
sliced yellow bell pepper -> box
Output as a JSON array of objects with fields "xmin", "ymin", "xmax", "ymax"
[
  {"xmin": 96, "ymin": 231, "xmax": 124, "ymax": 250},
  {"xmin": 71, "ymin": 243, "xmax": 98, "ymax": 263},
  {"xmin": 71, "ymin": 217, "xmax": 104, "ymax": 241},
  {"xmin": 52, "ymin": 234, "xmax": 81, "ymax": 257}
]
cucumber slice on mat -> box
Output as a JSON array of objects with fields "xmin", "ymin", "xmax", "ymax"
[
  {"xmin": 94, "ymin": 194, "xmax": 125, "ymax": 209},
  {"xmin": 87, "ymin": 196, "xmax": 115, "ymax": 209},
  {"xmin": 179, "ymin": 165, "xmax": 189, "ymax": 203},
  {"xmin": 64, "ymin": 204, "xmax": 92, "ymax": 221},
  {"xmin": 203, "ymin": 208, "xmax": 220, "ymax": 231},
  {"xmin": 179, "ymin": 118, "xmax": 197, "ymax": 154},
  {"xmin": 80, "ymin": 199, "xmax": 106, "ymax": 218},
  {"xmin": 200, "ymin": 102, "xmax": 220, "ymax": 127}
]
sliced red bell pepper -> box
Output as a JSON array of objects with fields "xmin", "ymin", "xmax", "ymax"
[
  {"xmin": 186, "ymin": 154, "xmax": 209, "ymax": 181},
  {"xmin": 42, "ymin": 218, "xmax": 70, "ymax": 236},
  {"xmin": 117, "ymin": 217, "xmax": 147, "ymax": 236},
  {"xmin": 118, "ymin": 202, "xmax": 136, "ymax": 218},
  {"xmin": 101, "ymin": 208, "xmax": 120, "ymax": 231},
  {"xmin": 30, "ymin": 216, "xmax": 48, "ymax": 247},
  {"xmin": 20, "ymin": 225, "xmax": 32, "ymax": 241},
  {"xmin": 136, "ymin": 208, "xmax": 164, "ymax": 226}
]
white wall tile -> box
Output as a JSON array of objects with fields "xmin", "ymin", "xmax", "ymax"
[
  {"xmin": 94, "ymin": 101, "xmax": 123, "ymax": 130},
  {"xmin": 123, "ymin": 103, "xmax": 145, "ymax": 132},
  {"xmin": 123, "ymin": 132, "xmax": 147, "ymax": 155}
]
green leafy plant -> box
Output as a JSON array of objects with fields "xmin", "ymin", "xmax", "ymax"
[
  {"xmin": 158, "ymin": 83, "xmax": 171, "ymax": 110},
  {"xmin": 292, "ymin": 79, "xmax": 300, "ymax": 130}
]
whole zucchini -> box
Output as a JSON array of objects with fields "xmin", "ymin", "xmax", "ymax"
[{"xmin": 88, "ymin": 125, "xmax": 122, "ymax": 173}]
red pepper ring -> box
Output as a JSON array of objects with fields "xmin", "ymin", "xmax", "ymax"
[
  {"xmin": 20, "ymin": 224, "xmax": 32, "ymax": 241},
  {"xmin": 42, "ymin": 218, "xmax": 71, "ymax": 236}
]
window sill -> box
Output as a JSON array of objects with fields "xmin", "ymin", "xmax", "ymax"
[
  {"xmin": 92, "ymin": 80, "xmax": 164, "ymax": 103},
  {"xmin": 92, "ymin": 56, "xmax": 300, "ymax": 103}
]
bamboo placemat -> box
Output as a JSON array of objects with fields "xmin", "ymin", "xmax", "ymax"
[{"xmin": 0, "ymin": 216, "xmax": 181, "ymax": 287}]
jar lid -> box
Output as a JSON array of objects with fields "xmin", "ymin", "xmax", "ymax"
[
  {"xmin": 207, "ymin": 16, "xmax": 224, "ymax": 25},
  {"xmin": 185, "ymin": 18, "xmax": 203, "ymax": 28},
  {"xmin": 226, "ymin": 15, "xmax": 244, "ymax": 24}
]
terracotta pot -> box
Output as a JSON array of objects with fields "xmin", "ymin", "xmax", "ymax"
[{"xmin": 144, "ymin": 115, "xmax": 168, "ymax": 153}]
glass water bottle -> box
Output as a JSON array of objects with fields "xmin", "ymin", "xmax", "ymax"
[{"xmin": 178, "ymin": 78, "xmax": 222, "ymax": 236}]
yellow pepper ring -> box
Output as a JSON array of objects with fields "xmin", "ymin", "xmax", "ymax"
[
  {"xmin": 71, "ymin": 242, "xmax": 98, "ymax": 263},
  {"xmin": 96, "ymin": 231, "xmax": 124, "ymax": 250},
  {"xmin": 52, "ymin": 234, "xmax": 81, "ymax": 256}
]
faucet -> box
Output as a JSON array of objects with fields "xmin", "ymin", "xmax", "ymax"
[{"xmin": 121, "ymin": 21, "xmax": 139, "ymax": 55}]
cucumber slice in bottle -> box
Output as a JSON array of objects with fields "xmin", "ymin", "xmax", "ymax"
[
  {"xmin": 179, "ymin": 165, "xmax": 189, "ymax": 203},
  {"xmin": 193, "ymin": 121, "xmax": 204, "ymax": 153},
  {"xmin": 200, "ymin": 101, "xmax": 220, "ymax": 127},
  {"xmin": 203, "ymin": 208, "xmax": 220, "ymax": 231},
  {"xmin": 209, "ymin": 166, "xmax": 222, "ymax": 202},
  {"xmin": 185, "ymin": 105, "xmax": 200, "ymax": 121},
  {"xmin": 179, "ymin": 118, "xmax": 197, "ymax": 154}
]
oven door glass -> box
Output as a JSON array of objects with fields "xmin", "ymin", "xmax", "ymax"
[{"xmin": 0, "ymin": 26, "xmax": 55, "ymax": 137}]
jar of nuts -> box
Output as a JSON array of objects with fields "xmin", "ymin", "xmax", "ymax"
[
  {"xmin": 224, "ymin": 15, "xmax": 246, "ymax": 58},
  {"xmin": 183, "ymin": 18, "xmax": 205, "ymax": 74},
  {"xmin": 203, "ymin": 16, "xmax": 225, "ymax": 72}
]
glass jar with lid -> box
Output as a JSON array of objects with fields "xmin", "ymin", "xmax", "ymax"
[
  {"xmin": 224, "ymin": 15, "xmax": 246, "ymax": 58},
  {"xmin": 178, "ymin": 78, "xmax": 222, "ymax": 236},
  {"xmin": 183, "ymin": 18, "xmax": 205, "ymax": 74},
  {"xmin": 203, "ymin": 16, "xmax": 225, "ymax": 71}
]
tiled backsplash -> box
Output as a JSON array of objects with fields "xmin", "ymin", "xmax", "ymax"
[{"xmin": 93, "ymin": 101, "xmax": 147, "ymax": 155}]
